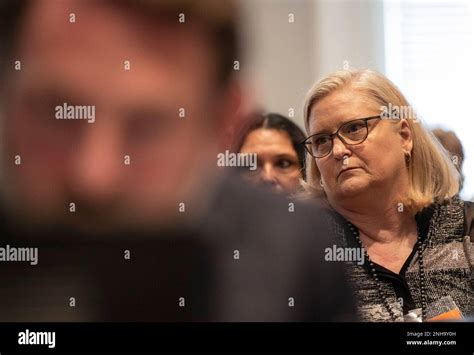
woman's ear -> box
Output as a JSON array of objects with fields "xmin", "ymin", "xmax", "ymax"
[{"xmin": 399, "ymin": 119, "xmax": 413, "ymax": 153}]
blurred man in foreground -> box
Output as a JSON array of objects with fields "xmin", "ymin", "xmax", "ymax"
[{"xmin": 0, "ymin": 0, "xmax": 355, "ymax": 321}]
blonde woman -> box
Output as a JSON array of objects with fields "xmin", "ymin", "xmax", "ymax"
[{"xmin": 302, "ymin": 69, "xmax": 473, "ymax": 322}]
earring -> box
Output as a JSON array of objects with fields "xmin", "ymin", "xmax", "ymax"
[{"xmin": 404, "ymin": 151, "xmax": 411, "ymax": 166}]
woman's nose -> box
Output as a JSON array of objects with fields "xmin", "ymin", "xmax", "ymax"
[
  {"xmin": 331, "ymin": 136, "xmax": 352, "ymax": 160},
  {"xmin": 260, "ymin": 164, "xmax": 279, "ymax": 185}
]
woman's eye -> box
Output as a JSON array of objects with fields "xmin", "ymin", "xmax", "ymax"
[
  {"xmin": 345, "ymin": 122, "xmax": 364, "ymax": 133},
  {"xmin": 314, "ymin": 136, "xmax": 329, "ymax": 146},
  {"xmin": 277, "ymin": 159, "xmax": 292, "ymax": 169}
]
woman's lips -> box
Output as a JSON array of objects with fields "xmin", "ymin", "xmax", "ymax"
[{"xmin": 337, "ymin": 167, "xmax": 359, "ymax": 180}]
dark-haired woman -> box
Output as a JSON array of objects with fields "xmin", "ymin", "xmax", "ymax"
[{"xmin": 234, "ymin": 112, "xmax": 306, "ymax": 194}]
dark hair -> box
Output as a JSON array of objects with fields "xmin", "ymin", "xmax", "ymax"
[
  {"xmin": 0, "ymin": 0, "xmax": 240, "ymax": 87},
  {"xmin": 233, "ymin": 112, "xmax": 307, "ymax": 179},
  {"xmin": 0, "ymin": 0, "xmax": 27, "ymax": 77}
]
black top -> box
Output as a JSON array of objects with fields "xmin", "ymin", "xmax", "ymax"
[{"xmin": 371, "ymin": 205, "xmax": 434, "ymax": 314}]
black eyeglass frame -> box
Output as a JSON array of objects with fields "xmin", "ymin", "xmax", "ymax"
[{"xmin": 302, "ymin": 116, "xmax": 381, "ymax": 158}]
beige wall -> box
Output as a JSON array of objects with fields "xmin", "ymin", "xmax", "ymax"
[{"xmin": 240, "ymin": 0, "xmax": 385, "ymax": 130}]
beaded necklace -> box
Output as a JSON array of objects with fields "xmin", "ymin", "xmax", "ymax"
[{"xmin": 347, "ymin": 221, "xmax": 427, "ymax": 321}]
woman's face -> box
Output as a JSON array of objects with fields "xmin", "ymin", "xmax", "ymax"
[
  {"xmin": 239, "ymin": 128, "xmax": 302, "ymax": 193},
  {"xmin": 308, "ymin": 89, "xmax": 413, "ymax": 205}
]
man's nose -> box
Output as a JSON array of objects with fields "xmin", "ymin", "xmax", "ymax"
[{"xmin": 67, "ymin": 123, "xmax": 122, "ymax": 201}]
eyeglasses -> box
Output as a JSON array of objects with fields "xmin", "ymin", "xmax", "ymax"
[{"xmin": 302, "ymin": 116, "xmax": 380, "ymax": 158}]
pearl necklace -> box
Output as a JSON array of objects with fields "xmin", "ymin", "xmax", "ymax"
[{"xmin": 347, "ymin": 221, "xmax": 428, "ymax": 321}]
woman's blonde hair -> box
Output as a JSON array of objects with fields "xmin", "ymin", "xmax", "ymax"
[{"xmin": 303, "ymin": 69, "xmax": 460, "ymax": 213}]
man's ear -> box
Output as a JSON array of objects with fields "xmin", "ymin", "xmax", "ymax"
[
  {"xmin": 215, "ymin": 79, "xmax": 246, "ymax": 151},
  {"xmin": 399, "ymin": 119, "xmax": 413, "ymax": 153}
]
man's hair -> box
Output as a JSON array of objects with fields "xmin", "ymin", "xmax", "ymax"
[
  {"xmin": 303, "ymin": 69, "xmax": 460, "ymax": 213},
  {"xmin": 0, "ymin": 0, "xmax": 240, "ymax": 87},
  {"xmin": 0, "ymin": 1, "xmax": 26, "ymax": 72}
]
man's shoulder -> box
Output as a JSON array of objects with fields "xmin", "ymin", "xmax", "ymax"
[
  {"xmin": 205, "ymin": 175, "xmax": 339, "ymax": 244},
  {"xmin": 199, "ymin": 175, "xmax": 357, "ymax": 321}
]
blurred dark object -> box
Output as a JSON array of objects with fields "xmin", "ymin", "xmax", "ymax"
[{"xmin": 0, "ymin": 176, "xmax": 356, "ymax": 322}]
